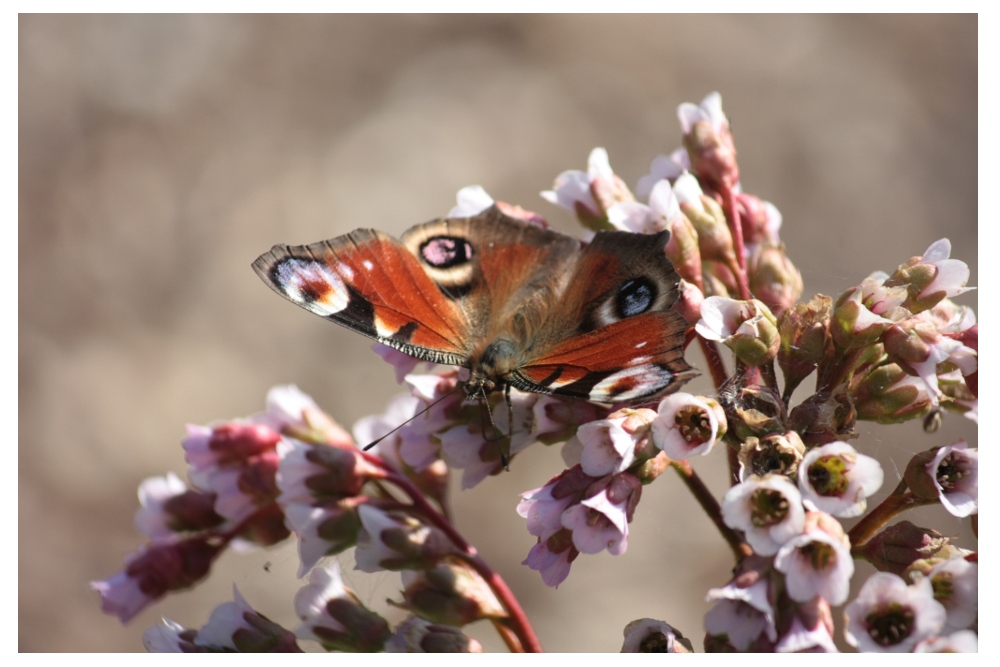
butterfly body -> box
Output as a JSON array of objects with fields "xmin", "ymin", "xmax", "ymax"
[{"xmin": 253, "ymin": 206, "xmax": 696, "ymax": 404}]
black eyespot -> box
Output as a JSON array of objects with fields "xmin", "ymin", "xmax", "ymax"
[
  {"xmin": 616, "ymin": 278, "xmax": 656, "ymax": 318},
  {"xmin": 420, "ymin": 236, "xmax": 473, "ymax": 269}
]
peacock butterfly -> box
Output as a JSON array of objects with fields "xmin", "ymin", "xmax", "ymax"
[{"xmin": 252, "ymin": 205, "xmax": 695, "ymax": 408}]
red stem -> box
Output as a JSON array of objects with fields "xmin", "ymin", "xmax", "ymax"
[
  {"xmin": 720, "ymin": 183, "xmax": 751, "ymax": 301},
  {"xmin": 360, "ymin": 451, "xmax": 543, "ymax": 653},
  {"xmin": 671, "ymin": 459, "xmax": 752, "ymax": 560},
  {"xmin": 847, "ymin": 481, "xmax": 936, "ymax": 546}
]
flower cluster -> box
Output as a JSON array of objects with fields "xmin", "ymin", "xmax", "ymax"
[{"xmin": 95, "ymin": 92, "xmax": 976, "ymax": 652}]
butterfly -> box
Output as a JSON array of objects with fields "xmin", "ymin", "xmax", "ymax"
[{"xmin": 252, "ymin": 205, "xmax": 696, "ymax": 410}]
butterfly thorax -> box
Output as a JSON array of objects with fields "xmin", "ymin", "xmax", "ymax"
[{"xmin": 466, "ymin": 337, "xmax": 522, "ymax": 398}]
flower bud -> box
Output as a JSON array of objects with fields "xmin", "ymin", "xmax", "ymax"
[
  {"xmin": 788, "ymin": 389, "xmax": 856, "ymax": 446},
  {"xmin": 354, "ymin": 505, "xmax": 456, "ymax": 573},
  {"xmin": 777, "ymin": 295, "xmax": 832, "ymax": 396},
  {"xmin": 663, "ymin": 213, "xmax": 703, "ymax": 289},
  {"xmin": 747, "ymin": 243, "xmax": 802, "ymax": 316},
  {"xmin": 853, "ymin": 520, "xmax": 949, "ymax": 576},
  {"xmin": 385, "ymin": 616, "xmax": 483, "ymax": 653},
  {"xmin": 831, "ymin": 279, "xmax": 909, "ymax": 350},
  {"xmin": 678, "ymin": 92, "xmax": 739, "ymax": 190},
  {"xmin": 855, "ymin": 363, "xmax": 933, "ymax": 424},
  {"xmin": 196, "ymin": 587, "xmax": 301, "ymax": 652},
  {"xmin": 696, "ymin": 297, "xmax": 780, "ymax": 367},
  {"xmin": 727, "ymin": 385, "xmax": 787, "ymax": 441},
  {"xmin": 294, "ymin": 563, "xmax": 391, "ymax": 652},
  {"xmin": 401, "ymin": 561, "xmax": 506, "ymax": 627},
  {"xmin": 681, "ymin": 188, "xmax": 736, "ymax": 266},
  {"xmin": 701, "ymin": 260, "xmax": 737, "ymax": 298},
  {"xmin": 883, "ymin": 239, "xmax": 973, "ymax": 314},
  {"xmin": 736, "ymin": 193, "xmax": 782, "ymax": 247},
  {"xmin": 737, "ymin": 431, "xmax": 805, "ymax": 481},
  {"xmin": 673, "ymin": 278, "xmax": 704, "ymax": 325}
]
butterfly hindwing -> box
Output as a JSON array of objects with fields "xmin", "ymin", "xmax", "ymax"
[{"xmin": 511, "ymin": 228, "xmax": 695, "ymax": 402}]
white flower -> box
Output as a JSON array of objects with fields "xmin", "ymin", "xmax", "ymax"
[
  {"xmin": 774, "ymin": 527, "xmax": 854, "ymax": 605},
  {"xmin": 651, "ymin": 392, "xmax": 724, "ymax": 459},
  {"xmin": 705, "ymin": 577, "xmax": 776, "ymax": 650},
  {"xmin": 914, "ymin": 629, "xmax": 978, "ymax": 653},
  {"xmin": 577, "ymin": 415, "xmax": 642, "ymax": 476},
  {"xmin": 926, "ymin": 557, "xmax": 978, "ymax": 632},
  {"xmin": 634, "ymin": 149, "xmax": 689, "ymax": 200},
  {"xmin": 721, "ymin": 475, "xmax": 805, "ymax": 556},
  {"xmin": 448, "ymin": 185, "xmax": 494, "ymax": 217},
  {"xmin": 844, "ymin": 572, "xmax": 946, "ymax": 652},
  {"xmin": 797, "ymin": 441, "xmax": 884, "ymax": 518},
  {"xmin": 134, "ymin": 472, "xmax": 188, "ymax": 540},
  {"xmin": 917, "ymin": 239, "xmax": 974, "ymax": 300},
  {"xmin": 142, "ymin": 618, "xmax": 193, "ymax": 652},
  {"xmin": 930, "ymin": 440, "xmax": 978, "ymax": 517}
]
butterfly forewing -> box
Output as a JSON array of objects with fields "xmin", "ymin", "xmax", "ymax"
[{"xmin": 253, "ymin": 230, "xmax": 472, "ymax": 366}]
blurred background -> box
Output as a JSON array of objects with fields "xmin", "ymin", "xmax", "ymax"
[{"xmin": 19, "ymin": 15, "xmax": 977, "ymax": 652}]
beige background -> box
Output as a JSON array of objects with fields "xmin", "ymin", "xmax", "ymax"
[{"xmin": 20, "ymin": 15, "xmax": 977, "ymax": 652}]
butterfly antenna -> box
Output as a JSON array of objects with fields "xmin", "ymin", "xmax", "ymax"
[{"xmin": 362, "ymin": 385, "xmax": 462, "ymax": 452}]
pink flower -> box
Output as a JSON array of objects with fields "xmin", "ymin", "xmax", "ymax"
[
  {"xmin": 142, "ymin": 618, "xmax": 198, "ymax": 652},
  {"xmin": 92, "ymin": 537, "xmax": 222, "ymax": 623},
  {"xmin": 832, "ymin": 278, "xmax": 910, "ymax": 348},
  {"xmin": 279, "ymin": 498, "xmax": 363, "ymax": 577},
  {"xmin": 607, "ymin": 178, "xmax": 684, "ymax": 234},
  {"xmin": 929, "ymin": 440, "xmax": 978, "ymax": 517},
  {"xmin": 696, "ymin": 296, "xmax": 779, "ymax": 366},
  {"xmin": 774, "ymin": 513, "xmax": 854, "ymax": 605},
  {"xmin": 541, "ymin": 147, "xmax": 633, "ymax": 226},
  {"xmin": 926, "ymin": 557, "xmax": 978, "ymax": 632},
  {"xmin": 371, "ymin": 344, "xmax": 422, "ymax": 384},
  {"xmin": 704, "ymin": 577, "xmax": 776, "ymax": 650},
  {"xmin": 677, "ymin": 91, "xmax": 739, "ymax": 190},
  {"xmin": 797, "ymin": 441, "xmax": 884, "ymax": 518},
  {"xmin": 634, "ymin": 149, "xmax": 689, "ymax": 200},
  {"xmin": 844, "ymin": 572, "xmax": 946, "ymax": 652},
  {"xmin": 912, "ymin": 238, "xmax": 974, "ymax": 303},
  {"xmin": 651, "ymin": 392, "xmax": 725, "ymax": 459},
  {"xmin": 385, "ymin": 616, "xmax": 482, "ymax": 653},
  {"xmin": 521, "ymin": 531, "xmax": 578, "ymax": 588},
  {"xmin": 194, "ymin": 586, "xmax": 300, "ymax": 652},
  {"xmin": 576, "ymin": 409, "xmax": 654, "ymax": 476},
  {"xmin": 721, "ymin": 475, "xmax": 805, "ymax": 556},
  {"xmin": 293, "ymin": 563, "xmax": 390, "ymax": 652},
  {"xmin": 354, "ymin": 505, "xmax": 454, "ymax": 573},
  {"xmin": 448, "ymin": 184, "xmax": 495, "ymax": 218},
  {"xmin": 914, "ymin": 629, "xmax": 978, "ymax": 653},
  {"xmin": 883, "ymin": 317, "xmax": 977, "ymax": 402},
  {"xmin": 775, "ymin": 611, "xmax": 839, "ymax": 653}
]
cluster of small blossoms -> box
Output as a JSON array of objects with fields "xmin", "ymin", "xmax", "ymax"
[
  {"xmin": 96, "ymin": 92, "xmax": 976, "ymax": 652},
  {"xmin": 94, "ymin": 385, "xmax": 535, "ymax": 652}
]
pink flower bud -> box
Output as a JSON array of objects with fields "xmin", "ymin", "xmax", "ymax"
[
  {"xmin": 293, "ymin": 563, "xmax": 390, "ymax": 652},
  {"xmin": 385, "ymin": 616, "xmax": 483, "ymax": 653},
  {"xmin": 678, "ymin": 92, "xmax": 740, "ymax": 190},
  {"xmin": 853, "ymin": 520, "xmax": 949, "ymax": 576},
  {"xmin": 92, "ymin": 537, "xmax": 223, "ymax": 623},
  {"xmin": 747, "ymin": 242, "xmax": 802, "ymax": 316},
  {"xmin": 354, "ymin": 505, "xmax": 455, "ymax": 573},
  {"xmin": 195, "ymin": 587, "xmax": 301, "ymax": 652},
  {"xmin": 401, "ymin": 561, "xmax": 506, "ymax": 627}
]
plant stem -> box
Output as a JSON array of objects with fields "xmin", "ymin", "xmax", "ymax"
[
  {"xmin": 847, "ymin": 481, "xmax": 936, "ymax": 546},
  {"xmin": 720, "ymin": 183, "xmax": 751, "ymax": 301},
  {"xmin": 362, "ymin": 453, "xmax": 542, "ymax": 653},
  {"xmin": 671, "ymin": 459, "xmax": 752, "ymax": 560}
]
